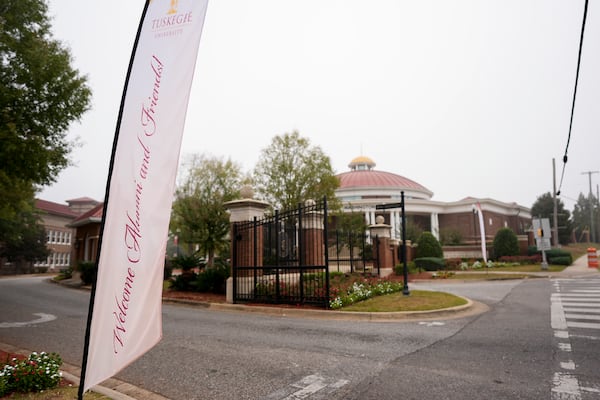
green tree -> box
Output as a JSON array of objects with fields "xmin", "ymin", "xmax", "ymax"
[
  {"xmin": 253, "ymin": 131, "xmax": 340, "ymax": 212},
  {"xmin": 415, "ymin": 231, "xmax": 443, "ymax": 258},
  {"xmin": 572, "ymin": 192, "xmax": 599, "ymax": 243},
  {"xmin": 404, "ymin": 217, "xmax": 424, "ymax": 243},
  {"xmin": 530, "ymin": 192, "xmax": 572, "ymax": 245},
  {"xmin": 0, "ymin": 201, "xmax": 49, "ymax": 272},
  {"xmin": 170, "ymin": 154, "xmax": 242, "ymax": 266},
  {"xmin": 439, "ymin": 228, "xmax": 463, "ymax": 246},
  {"xmin": 492, "ymin": 227, "xmax": 519, "ymax": 259},
  {"xmin": 330, "ymin": 210, "xmax": 367, "ymax": 254},
  {"xmin": 0, "ymin": 0, "xmax": 91, "ymax": 249}
]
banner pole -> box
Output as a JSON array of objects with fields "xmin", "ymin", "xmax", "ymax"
[{"xmin": 77, "ymin": 2, "xmax": 150, "ymax": 398}]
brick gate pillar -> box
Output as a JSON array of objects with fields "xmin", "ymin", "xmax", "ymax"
[
  {"xmin": 301, "ymin": 199, "xmax": 325, "ymax": 269},
  {"xmin": 369, "ymin": 215, "xmax": 393, "ymax": 276},
  {"xmin": 223, "ymin": 186, "xmax": 270, "ymax": 303}
]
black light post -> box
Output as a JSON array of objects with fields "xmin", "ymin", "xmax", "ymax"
[
  {"xmin": 400, "ymin": 191, "xmax": 409, "ymax": 295},
  {"xmin": 375, "ymin": 191, "xmax": 409, "ymax": 295}
]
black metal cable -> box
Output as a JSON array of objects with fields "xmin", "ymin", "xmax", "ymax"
[{"xmin": 557, "ymin": 0, "xmax": 589, "ymax": 196}]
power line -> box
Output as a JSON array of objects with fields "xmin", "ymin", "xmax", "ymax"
[{"xmin": 557, "ymin": 0, "xmax": 590, "ymax": 196}]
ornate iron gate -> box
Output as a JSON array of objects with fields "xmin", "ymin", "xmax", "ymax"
[{"xmin": 231, "ymin": 198, "xmax": 330, "ymax": 307}]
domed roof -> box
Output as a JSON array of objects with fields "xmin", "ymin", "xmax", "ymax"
[
  {"xmin": 336, "ymin": 156, "xmax": 433, "ymax": 199},
  {"xmin": 337, "ymin": 170, "xmax": 430, "ymax": 191},
  {"xmin": 348, "ymin": 156, "xmax": 376, "ymax": 169}
]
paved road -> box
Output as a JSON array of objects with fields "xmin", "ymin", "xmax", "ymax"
[
  {"xmin": 343, "ymin": 278, "xmax": 554, "ymax": 399},
  {"xmin": 551, "ymin": 276, "xmax": 600, "ymax": 399},
  {"xmin": 1, "ymin": 266, "xmax": 599, "ymax": 399}
]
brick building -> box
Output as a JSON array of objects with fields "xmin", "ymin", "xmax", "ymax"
[
  {"xmin": 335, "ymin": 156, "xmax": 531, "ymax": 246},
  {"xmin": 33, "ymin": 197, "xmax": 99, "ymax": 271}
]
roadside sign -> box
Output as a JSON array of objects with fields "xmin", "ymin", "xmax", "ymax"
[
  {"xmin": 533, "ymin": 218, "xmax": 552, "ymax": 251},
  {"xmin": 375, "ymin": 202, "xmax": 403, "ymax": 210},
  {"xmin": 536, "ymin": 238, "xmax": 552, "ymax": 251}
]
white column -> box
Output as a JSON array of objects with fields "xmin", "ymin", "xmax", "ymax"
[{"xmin": 431, "ymin": 212, "xmax": 440, "ymax": 240}]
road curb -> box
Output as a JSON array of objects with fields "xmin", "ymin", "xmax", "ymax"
[{"xmin": 163, "ymin": 295, "xmax": 483, "ymax": 322}]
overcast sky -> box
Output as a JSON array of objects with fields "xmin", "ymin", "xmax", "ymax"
[{"xmin": 40, "ymin": 0, "xmax": 600, "ymax": 211}]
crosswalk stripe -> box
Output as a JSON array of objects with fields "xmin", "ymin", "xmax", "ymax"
[
  {"xmin": 572, "ymin": 290, "xmax": 600, "ymax": 293},
  {"xmin": 556, "ymin": 297, "xmax": 600, "ymax": 301},
  {"xmin": 558, "ymin": 302, "xmax": 600, "ymax": 307},
  {"xmin": 564, "ymin": 307, "xmax": 600, "ymax": 313},
  {"xmin": 567, "ymin": 321, "xmax": 600, "ymax": 329},
  {"xmin": 565, "ymin": 313, "xmax": 600, "ymax": 321}
]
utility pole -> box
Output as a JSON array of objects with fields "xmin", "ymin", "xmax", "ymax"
[
  {"xmin": 582, "ymin": 170, "xmax": 599, "ymax": 243},
  {"xmin": 553, "ymin": 159, "xmax": 559, "ymax": 247}
]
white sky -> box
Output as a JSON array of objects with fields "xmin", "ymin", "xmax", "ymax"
[{"xmin": 40, "ymin": 0, "xmax": 600, "ymax": 211}]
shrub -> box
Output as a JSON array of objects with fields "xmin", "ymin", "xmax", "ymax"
[
  {"xmin": 549, "ymin": 256, "xmax": 572, "ymax": 266},
  {"xmin": 444, "ymin": 258, "xmax": 463, "ymax": 270},
  {"xmin": 78, "ymin": 261, "xmax": 96, "ymax": 285},
  {"xmin": 415, "ymin": 231, "xmax": 443, "ymax": 258},
  {"xmin": 330, "ymin": 271, "xmax": 345, "ymax": 280},
  {"xmin": 54, "ymin": 267, "xmax": 73, "ymax": 281},
  {"xmin": 170, "ymin": 271, "xmax": 198, "ymax": 291},
  {"xmin": 492, "ymin": 228, "xmax": 519, "ymax": 259},
  {"xmin": 546, "ymin": 249, "xmax": 573, "ymax": 265},
  {"xmin": 0, "ymin": 374, "xmax": 7, "ymax": 397},
  {"xmin": 1, "ymin": 352, "xmax": 62, "ymax": 396},
  {"xmin": 526, "ymin": 248, "xmax": 572, "ymax": 265},
  {"xmin": 527, "ymin": 246, "xmax": 539, "ymax": 256},
  {"xmin": 414, "ymin": 257, "xmax": 445, "ymax": 271},
  {"xmin": 195, "ymin": 263, "xmax": 230, "ymax": 294},
  {"xmin": 171, "ymin": 254, "xmax": 204, "ymax": 272},
  {"xmin": 394, "ymin": 261, "xmax": 417, "ymax": 276},
  {"xmin": 499, "ymin": 255, "xmax": 541, "ymax": 264}
]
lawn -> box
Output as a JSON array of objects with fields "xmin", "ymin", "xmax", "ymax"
[{"xmin": 341, "ymin": 290, "xmax": 468, "ymax": 312}]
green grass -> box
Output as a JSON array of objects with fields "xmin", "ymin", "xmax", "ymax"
[
  {"xmin": 495, "ymin": 264, "xmax": 566, "ymax": 273},
  {"xmin": 561, "ymin": 243, "xmax": 597, "ymax": 260},
  {"xmin": 450, "ymin": 273, "xmax": 533, "ymax": 280},
  {"xmin": 341, "ymin": 290, "xmax": 467, "ymax": 312}
]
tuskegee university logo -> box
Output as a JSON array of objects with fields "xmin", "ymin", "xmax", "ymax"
[
  {"xmin": 167, "ymin": 0, "xmax": 179, "ymax": 14},
  {"xmin": 150, "ymin": 0, "xmax": 193, "ymax": 36}
]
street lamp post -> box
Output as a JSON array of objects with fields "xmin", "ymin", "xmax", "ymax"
[{"xmin": 376, "ymin": 191, "xmax": 409, "ymax": 296}]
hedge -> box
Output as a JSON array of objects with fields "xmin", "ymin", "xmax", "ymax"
[{"xmin": 414, "ymin": 257, "xmax": 445, "ymax": 271}]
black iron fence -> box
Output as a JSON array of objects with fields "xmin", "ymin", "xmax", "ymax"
[
  {"xmin": 327, "ymin": 231, "xmax": 380, "ymax": 276},
  {"xmin": 231, "ymin": 199, "xmax": 330, "ymax": 307}
]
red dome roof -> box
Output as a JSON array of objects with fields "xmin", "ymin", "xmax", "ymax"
[{"xmin": 337, "ymin": 170, "xmax": 430, "ymax": 192}]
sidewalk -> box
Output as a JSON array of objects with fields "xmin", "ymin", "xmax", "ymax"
[{"xmin": 557, "ymin": 253, "xmax": 600, "ymax": 278}]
